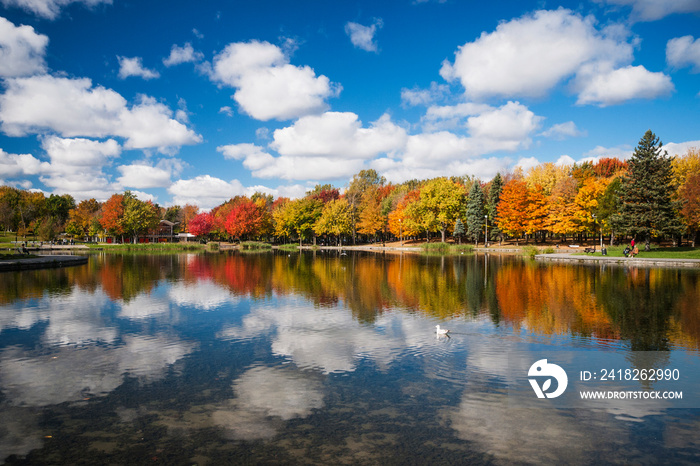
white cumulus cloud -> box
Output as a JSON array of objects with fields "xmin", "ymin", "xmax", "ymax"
[
  {"xmin": 440, "ymin": 8, "xmax": 670, "ymax": 106},
  {"xmin": 0, "ymin": 75, "xmax": 202, "ymax": 153},
  {"xmin": 344, "ymin": 18, "xmax": 383, "ymax": 52},
  {"xmin": 163, "ymin": 42, "xmax": 203, "ymax": 67},
  {"xmin": 575, "ymin": 65, "xmax": 674, "ymax": 106},
  {"xmin": 0, "ymin": 17, "xmax": 48, "ymax": 78},
  {"xmin": 271, "ymin": 112, "xmax": 407, "ymax": 159},
  {"xmin": 39, "ymin": 136, "xmax": 121, "ymax": 200},
  {"xmin": 168, "ymin": 175, "xmax": 248, "ymax": 210},
  {"xmin": 595, "ymin": 0, "xmax": 700, "ymax": 21},
  {"xmin": 0, "ymin": 0, "xmax": 111, "ymax": 20},
  {"xmin": 540, "ymin": 121, "xmax": 586, "ymax": 140},
  {"xmin": 667, "ymin": 35, "xmax": 700, "ymax": 72},
  {"xmin": 117, "ymin": 158, "xmax": 183, "ymax": 189},
  {"xmin": 117, "ymin": 56, "xmax": 160, "ymax": 80},
  {"xmin": 211, "ymin": 40, "xmax": 340, "ymax": 121},
  {"xmin": 0, "ymin": 148, "xmax": 48, "ymax": 177}
]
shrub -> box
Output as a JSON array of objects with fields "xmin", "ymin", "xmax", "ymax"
[
  {"xmin": 241, "ymin": 241, "xmax": 272, "ymax": 250},
  {"xmin": 522, "ymin": 245, "xmax": 539, "ymax": 259}
]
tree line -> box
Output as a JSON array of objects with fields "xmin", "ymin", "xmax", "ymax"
[{"xmin": 1, "ymin": 131, "xmax": 699, "ymax": 248}]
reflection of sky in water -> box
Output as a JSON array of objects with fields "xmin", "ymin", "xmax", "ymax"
[{"xmin": 0, "ymin": 253, "xmax": 699, "ymax": 464}]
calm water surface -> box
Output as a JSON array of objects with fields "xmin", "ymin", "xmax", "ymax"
[{"xmin": 1, "ymin": 251, "xmax": 699, "ymax": 465}]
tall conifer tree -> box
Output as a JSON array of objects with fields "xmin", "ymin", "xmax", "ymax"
[
  {"xmin": 617, "ymin": 130, "xmax": 682, "ymax": 250},
  {"xmin": 466, "ymin": 182, "xmax": 485, "ymax": 246},
  {"xmin": 487, "ymin": 173, "xmax": 503, "ymax": 242}
]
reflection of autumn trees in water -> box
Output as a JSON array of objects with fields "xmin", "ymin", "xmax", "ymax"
[{"xmin": 3, "ymin": 252, "xmax": 699, "ymax": 349}]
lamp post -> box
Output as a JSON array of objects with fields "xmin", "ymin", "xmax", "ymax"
[
  {"xmin": 484, "ymin": 214, "xmax": 488, "ymax": 247},
  {"xmin": 399, "ymin": 218, "xmax": 403, "ymax": 246}
]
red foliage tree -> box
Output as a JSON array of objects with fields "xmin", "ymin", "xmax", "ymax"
[
  {"xmin": 225, "ymin": 198, "xmax": 265, "ymax": 239},
  {"xmin": 99, "ymin": 194, "xmax": 124, "ymax": 235},
  {"xmin": 593, "ymin": 158, "xmax": 628, "ymax": 178},
  {"xmin": 189, "ymin": 212, "xmax": 214, "ymax": 237}
]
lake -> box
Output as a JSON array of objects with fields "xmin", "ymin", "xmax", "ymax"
[{"xmin": 1, "ymin": 250, "xmax": 699, "ymax": 464}]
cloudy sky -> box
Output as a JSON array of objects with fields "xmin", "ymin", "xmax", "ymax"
[{"xmin": 0, "ymin": 0, "xmax": 698, "ymax": 209}]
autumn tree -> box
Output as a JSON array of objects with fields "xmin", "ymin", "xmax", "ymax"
[
  {"xmin": 346, "ymin": 169, "xmax": 385, "ymax": 244},
  {"xmin": 180, "ymin": 204, "xmax": 199, "ymax": 233},
  {"xmin": 100, "ymin": 193, "xmax": 125, "ymax": 237},
  {"xmin": 679, "ymin": 173, "xmax": 700, "ymax": 246},
  {"xmin": 121, "ymin": 192, "xmax": 160, "ymax": 242},
  {"xmin": 496, "ymin": 179, "xmax": 529, "ymax": 245},
  {"xmin": 548, "ymin": 176, "xmax": 580, "ymax": 241},
  {"xmin": 387, "ymin": 190, "xmax": 421, "ymax": 241},
  {"xmin": 572, "ymin": 177, "xmax": 609, "ymax": 244},
  {"xmin": 356, "ymin": 186, "xmax": 385, "ymax": 241},
  {"xmin": 314, "ymin": 198, "xmax": 352, "ymax": 245},
  {"xmin": 0, "ymin": 186, "xmax": 21, "ymax": 231},
  {"xmin": 66, "ymin": 198, "xmax": 101, "ymax": 238},
  {"xmin": 417, "ymin": 177, "xmax": 465, "ymax": 242},
  {"xmin": 593, "ymin": 158, "xmax": 627, "ymax": 178},
  {"xmin": 224, "ymin": 197, "xmax": 270, "ymax": 240},
  {"xmin": 617, "ymin": 130, "xmax": 682, "ymax": 250},
  {"xmin": 189, "ymin": 212, "xmax": 214, "ymax": 238},
  {"xmin": 524, "ymin": 185, "xmax": 548, "ymax": 241}
]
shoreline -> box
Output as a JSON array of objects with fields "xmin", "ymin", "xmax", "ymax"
[
  {"xmin": 534, "ymin": 252, "xmax": 700, "ymax": 268},
  {"xmin": 0, "ymin": 255, "xmax": 88, "ymax": 272}
]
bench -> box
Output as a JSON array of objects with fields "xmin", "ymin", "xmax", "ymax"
[{"xmin": 583, "ymin": 246, "xmax": 596, "ymax": 254}]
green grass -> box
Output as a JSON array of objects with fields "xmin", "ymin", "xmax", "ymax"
[
  {"xmin": 573, "ymin": 245, "xmax": 700, "ymax": 259},
  {"xmin": 277, "ymin": 243, "xmax": 300, "ymax": 251},
  {"xmin": 87, "ymin": 242, "xmax": 205, "ymax": 252},
  {"xmin": 522, "ymin": 245, "xmax": 557, "ymax": 259},
  {"xmin": 240, "ymin": 241, "xmax": 272, "ymax": 250},
  {"xmin": 420, "ymin": 242, "xmax": 474, "ymax": 255}
]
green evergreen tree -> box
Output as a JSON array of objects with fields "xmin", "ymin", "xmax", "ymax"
[
  {"xmin": 486, "ymin": 173, "xmax": 503, "ymax": 242},
  {"xmin": 453, "ymin": 218, "xmax": 465, "ymax": 244},
  {"xmin": 465, "ymin": 182, "xmax": 485, "ymax": 246},
  {"xmin": 616, "ymin": 130, "xmax": 682, "ymax": 250}
]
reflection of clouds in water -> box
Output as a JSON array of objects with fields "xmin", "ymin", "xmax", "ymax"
[
  {"xmin": 218, "ymin": 299, "xmax": 437, "ymax": 374},
  {"xmin": 0, "ymin": 334, "xmax": 197, "ymax": 407},
  {"xmin": 0, "ymin": 345, "xmax": 122, "ymax": 407},
  {"xmin": 0, "ymin": 405, "xmax": 43, "ymax": 461},
  {"xmin": 168, "ymin": 279, "xmax": 239, "ymax": 310},
  {"xmin": 211, "ymin": 366, "xmax": 324, "ymax": 440},
  {"xmin": 448, "ymin": 391, "xmax": 628, "ymax": 464},
  {"xmin": 234, "ymin": 366, "xmax": 324, "ymax": 420},
  {"xmin": 118, "ymin": 334, "xmax": 197, "ymax": 383},
  {"xmin": 118, "ymin": 292, "xmax": 170, "ymax": 320},
  {"xmin": 42, "ymin": 289, "xmax": 117, "ymax": 346},
  {"xmin": 0, "ymin": 288, "xmax": 116, "ymax": 346}
]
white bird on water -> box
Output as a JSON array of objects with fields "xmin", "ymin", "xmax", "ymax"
[{"xmin": 435, "ymin": 325, "xmax": 450, "ymax": 335}]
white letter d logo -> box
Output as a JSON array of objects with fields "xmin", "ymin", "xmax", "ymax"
[{"xmin": 528, "ymin": 359, "xmax": 568, "ymax": 399}]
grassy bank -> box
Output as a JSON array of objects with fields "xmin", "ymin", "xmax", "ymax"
[
  {"xmin": 240, "ymin": 241, "xmax": 272, "ymax": 250},
  {"xmin": 420, "ymin": 242, "xmax": 474, "ymax": 255},
  {"xmin": 277, "ymin": 243, "xmax": 300, "ymax": 251},
  {"xmin": 522, "ymin": 245, "xmax": 556, "ymax": 259},
  {"xmin": 576, "ymin": 245, "xmax": 700, "ymax": 259},
  {"xmin": 87, "ymin": 242, "xmax": 205, "ymax": 252}
]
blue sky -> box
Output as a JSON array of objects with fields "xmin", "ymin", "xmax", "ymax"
[{"xmin": 0, "ymin": 0, "xmax": 699, "ymax": 209}]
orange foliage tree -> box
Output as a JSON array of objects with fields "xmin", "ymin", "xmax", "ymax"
[
  {"xmin": 99, "ymin": 194, "xmax": 125, "ymax": 237},
  {"xmin": 496, "ymin": 179, "xmax": 530, "ymax": 244}
]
